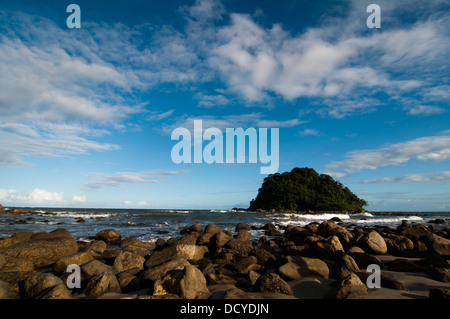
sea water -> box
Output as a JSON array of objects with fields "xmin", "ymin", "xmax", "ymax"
[{"xmin": 0, "ymin": 208, "xmax": 448, "ymax": 242}]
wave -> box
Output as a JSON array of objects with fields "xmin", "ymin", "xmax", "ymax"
[{"xmin": 35, "ymin": 211, "xmax": 114, "ymax": 219}]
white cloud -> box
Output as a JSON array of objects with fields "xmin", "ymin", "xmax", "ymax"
[
  {"xmin": 162, "ymin": 113, "xmax": 303, "ymax": 135},
  {"xmin": 72, "ymin": 194, "xmax": 87, "ymax": 203},
  {"xmin": 327, "ymin": 132, "xmax": 450, "ymax": 174},
  {"xmin": 362, "ymin": 171, "xmax": 450, "ymax": 184},
  {"xmin": 0, "ymin": 188, "xmax": 64, "ymax": 205},
  {"xmin": 299, "ymin": 128, "xmax": 321, "ymax": 136},
  {"xmin": 407, "ymin": 105, "xmax": 446, "ymax": 116},
  {"xmin": 85, "ymin": 170, "xmax": 191, "ymax": 190}
]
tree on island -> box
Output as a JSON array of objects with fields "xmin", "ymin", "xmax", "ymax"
[{"xmin": 249, "ymin": 167, "xmax": 367, "ymax": 212}]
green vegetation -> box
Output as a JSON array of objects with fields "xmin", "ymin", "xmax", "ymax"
[{"xmin": 249, "ymin": 167, "xmax": 367, "ymax": 212}]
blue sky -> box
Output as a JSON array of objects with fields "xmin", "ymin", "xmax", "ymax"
[{"xmin": 0, "ymin": 0, "xmax": 449, "ymax": 211}]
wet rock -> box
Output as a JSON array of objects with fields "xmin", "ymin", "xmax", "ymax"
[
  {"xmin": 84, "ymin": 272, "xmax": 121, "ymax": 297},
  {"xmin": 426, "ymin": 267, "xmax": 450, "ymax": 282},
  {"xmin": 253, "ymin": 273, "xmax": 293, "ymax": 295},
  {"xmin": 357, "ymin": 231, "xmax": 387, "ymax": 255},
  {"xmin": 177, "ymin": 265, "xmax": 210, "ymax": 299},
  {"xmin": 429, "ymin": 288, "xmax": 450, "ymax": 299},
  {"xmin": 84, "ymin": 240, "xmax": 107, "ymax": 259},
  {"xmin": 34, "ymin": 284, "xmax": 72, "ymax": 299},
  {"xmin": 23, "ymin": 273, "xmax": 64, "ymax": 299},
  {"xmin": 80, "ymin": 260, "xmax": 115, "ymax": 281},
  {"xmin": 30, "ymin": 228, "xmax": 73, "ymax": 240},
  {"xmin": 53, "ymin": 251, "xmax": 93, "ymax": 275},
  {"xmin": 144, "ymin": 244, "xmax": 208, "ymax": 268},
  {"xmin": 326, "ymin": 273, "xmax": 368, "ymax": 299},
  {"xmin": 95, "ymin": 229, "xmax": 122, "ymax": 245},
  {"xmin": 0, "ymin": 236, "xmax": 78, "ymax": 268},
  {"xmin": 0, "ymin": 280, "xmax": 19, "ymax": 299},
  {"xmin": 278, "ymin": 256, "xmax": 329, "ymax": 280},
  {"xmin": 113, "ymin": 251, "xmax": 145, "ymax": 273}
]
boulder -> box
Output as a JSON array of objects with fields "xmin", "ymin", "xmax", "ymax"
[
  {"xmin": 235, "ymin": 256, "xmax": 261, "ymax": 275},
  {"xmin": 30, "ymin": 228, "xmax": 72, "ymax": 240},
  {"xmin": 140, "ymin": 259, "xmax": 190, "ymax": 285},
  {"xmin": 278, "ymin": 256, "xmax": 329, "ymax": 280},
  {"xmin": 34, "ymin": 284, "xmax": 72, "ymax": 299},
  {"xmin": 0, "ymin": 257, "xmax": 35, "ymax": 272},
  {"xmin": 317, "ymin": 221, "xmax": 353, "ymax": 247},
  {"xmin": 144, "ymin": 244, "xmax": 208, "ymax": 268},
  {"xmin": 180, "ymin": 223, "xmax": 203, "ymax": 235},
  {"xmin": 80, "ymin": 260, "xmax": 115, "ymax": 281},
  {"xmin": 253, "ymin": 273, "xmax": 293, "ymax": 295},
  {"xmin": 429, "ymin": 288, "xmax": 450, "ymax": 299},
  {"xmin": 250, "ymin": 248, "xmax": 276, "ymax": 266},
  {"xmin": 113, "ymin": 251, "xmax": 145, "ymax": 273},
  {"xmin": 326, "ymin": 273, "xmax": 368, "ymax": 299},
  {"xmin": 84, "ymin": 272, "xmax": 121, "ymax": 297},
  {"xmin": 334, "ymin": 253, "xmax": 360, "ymax": 279},
  {"xmin": 422, "ymin": 234, "xmax": 450, "ymax": 257},
  {"xmin": 235, "ymin": 223, "xmax": 250, "ymax": 232},
  {"xmin": 235, "ymin": 230, "xmax": 253, "ymax": 242},
  {"xmin": 0, "ymin": 253, "xmax": 5, "ymax": 269},
  {"xmin": 224, "ymin": 239, "xmax": 254, "ymax": 257},
  {"xmin": 177, "ymin": 265, "xmax": 210, "ymax": 299},
  {"xmin": 204, "ymin": 224, "xmax": 222, "ymax": 234},
  {"xmin": 84, "ymin": 240, "xmax": 107, "ymax": 259},
  {"xmin": 0, "ymin": 280, "xmax": 19, "ymax": 299},
  {"xmin": 385, "ymin": 236, "xmax": 414, "ymax": 256},
  {"xmin": 427, "ymin": 268, "xmax": 450, "ymax": 283},
  {"xmin": 224, "ymin": 287, "xmax": 261, "ymax": 299},
  {"xmin": 401, "ymin": 224, "xmax": 432, "ymax": 241},
  {"xmin": 357, "ymin": 231, "xmax": 387, "ymax": 255},
  {"xmin": 53, "ymin": 251, "xmax": 94, "ymax": 275},
  {"xmin": 0, "ymin": 236, "xmax": 78, "ymax": 268},
  {"xmin": 23, "ymin": 273, "xmax": 64, "ymax": 298},
  {"xmin": 208, "ymin": 231, "xmax": 231, "ymax": 254},
  {"xmin": 121, "ymin": 238, "xmax": 155, "ymax": 257},
  {"xmin": 116, "ymin": 272, "xmax": 140, "ymax": 292},
  {"xmin": 95, "ymin": 229, "xmax": 122, "ymax": 245}
]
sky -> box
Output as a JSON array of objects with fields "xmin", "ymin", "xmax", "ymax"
[{"xmin": 0, "ymin": 0, "xmax": 449, "ymax": 211}]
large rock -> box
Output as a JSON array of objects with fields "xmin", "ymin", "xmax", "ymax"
[
  {"xmin": 177, "ymin": 265, "xmax": 210, "ymax": 299},
  {"xmin": 34, "ymin": 283, "xmax": 72, "ymax": 299},
  {"xmin": 278, "ymin": 256, "xmax": 329, "ymax": 280},
  {"xmin": 140, "ymin": 259, "xmax": 191, "ymax": 286},
  {"xmin": 116, "ymin": 271, "xmax": 140, "ymax": 292},
  {"xmin": 385, "ymin": 235, "xmax": 415, "ymax": 257},
  {"xmin": 23, "ymin": 273, "xmax": 64, "ymax": 298},
  {"xmin": 120, "ymin": 238, "xmax": 155, "ymax": 257},
  {"xmin": 145, "ymin": 244, "xmax": 208, "ymax": 268},
  {"xmin": 253, "ymin": 273, "xmax": 293, "ymax": 295},
  {"xmin": 0, "ymin": 280, "xmax": 19, "ymax": 299},
  {"xmin": 326, "ymin": 273, "xmax": 368, "ymax": 299},
  {"xmin": 80, "ymin": 260, "xmax": 115, "ymax": 281},
  {"xmin": 53, "ymin": 251, "xmax": 94, "ymax": 275},
  {"xmin": 30, "ymin": 228, "xmax": 72, "ymax": 240},
  {"xmin": 0, "ymin": 257, "xmax": 35, "ymax": 272},
  {"xmin": 84, "ymin": 272, "xmax": 121, "ymax": 297},
  {"xmin": 401, "ymin": 224, "xmax": 432, "ymax": 241},
  {"xmin": 113, "ymin": 251, "xmax": 145, "ymax": 273},
  {"xmin": 0, "ymin": 236, "xmax": 78, "ymax": 268},
  {"xmin": 317, "ymin": 221, "xmax": 353, "ymax": 247},
  {"xmin": 224, "ymin": 239, "xmax": 254, "ymax": 257},
  {"xmin": 423, "ymin": 234, "xmax": 450, "ymax": 257},
  {"xmin": 84, "ymin": 240, "xmax": 107, "ymax": 259},
  {"xmin": 95, "ymin": 229, "xmax": 122, "ymax": 245},
  {"xmin": 357, "ymin": 231, "xmax": 387, "ymax": 255},
  {"xmin": 208, "ymin": 231, "xmax": 231, "ymax": 254}
]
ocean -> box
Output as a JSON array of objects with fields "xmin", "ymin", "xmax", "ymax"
[{"xmin": 1, "ymin": 208, "xmax": 449, "ymax": 242}]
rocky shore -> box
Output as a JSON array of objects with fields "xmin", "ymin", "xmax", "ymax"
[{"xmin": 0, "ymin": 219, "xmax": 449, "ymax": 299}]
